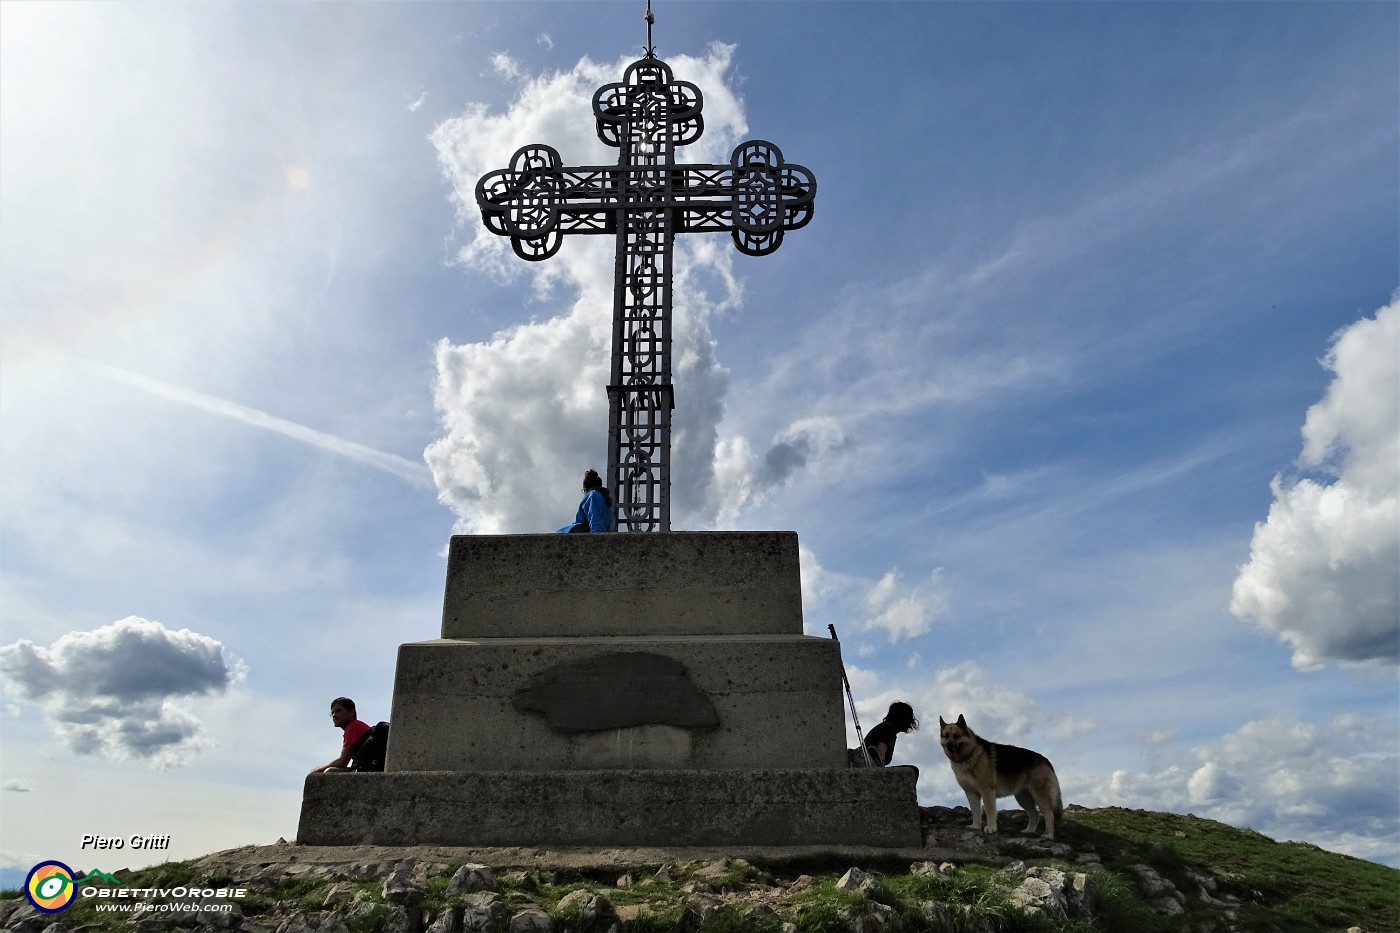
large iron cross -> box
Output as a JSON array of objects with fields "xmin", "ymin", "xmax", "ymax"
[{"xmin": 476, "ymin": 54, "xmax": 815, "ymax": 531}]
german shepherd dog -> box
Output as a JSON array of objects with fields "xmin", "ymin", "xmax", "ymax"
[{"xmin": 939, "ymin": 715, "xmax": 1063, "ymax": 839}]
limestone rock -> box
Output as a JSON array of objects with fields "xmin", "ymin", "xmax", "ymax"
[
  {"xmin": 383, "ymin": 865, "xmax": 426, "ymax": 906},
  {"xmin": 909, "ymin": 860, "xmax": 956, "ymax": 878},
  {"xmin": 462, "ymin": 892, "xmax": 510, "ymax": 932},
  {"xmin": 341, "ymin": 901, "xmax": 389, "ymax": 930},
  {"xmin": 196, "ymin": 900, "xmax": 245, "ymax": 928},
  {"xmin": 448, "ymin": 863, "xmax": 498, "ymax": 895},
  {"xmin": 276, "ymin": 914, "xmax": 351, "ymax": 933},
  {"xmin": 1128, "ymin": 864, "xmax": 1188, "ymax": 916},
  {"xmin": 835, "ymin": 866, "xmax": 878, "ymax": 892},
  {"xmin": 1010, "ymin": 866, "xmax": 1095, "ymax": 919},
  {"xmin": 425, "ymin": 907, "xmax": 463, "ymax": 933},
  {"xmin": 555, "ymin": 889, "xmax": 614, "ymax": 930},
  {"xmin": 683, "ymin": 892, "xmax": 725, "ymax": 925},
  {"xmin": 508, "ymin": 906, "xmax": 555, "ymax": 932},
  {"xmin": 381, "ymin": 905, "xmax": 419, "ymax": 933},
  {"xmin": 839, "ymin": 899, "xmax": 901, "ymax": 932},
  {"xmin": 612, "ymin": 904, "xmax": 646, "ymax": 924},
  {"xmin": 1010, "ymin": 874, "xmax": 1067, "ymax": 918}
]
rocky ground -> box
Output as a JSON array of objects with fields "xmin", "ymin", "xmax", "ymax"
[{"xmin": 0, "ymin": 806, "xmax": 1380, "ymax": 933}]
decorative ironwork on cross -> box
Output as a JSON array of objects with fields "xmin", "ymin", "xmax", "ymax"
[{"xmin": 475, "ymin": 20, "xmax": 815, "ymax": 532}]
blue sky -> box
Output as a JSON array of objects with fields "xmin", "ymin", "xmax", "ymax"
[{"xmin": 1, "ymin": 0, "xmax": 1396, "ymax": 879}]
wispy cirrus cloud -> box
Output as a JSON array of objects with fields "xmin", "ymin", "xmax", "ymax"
[{"xmin": 72, "ymin": 359, "xmax": 434, "ymax": 489}]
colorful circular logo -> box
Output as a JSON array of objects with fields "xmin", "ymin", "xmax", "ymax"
[{"xmin": 25, "ymin": 861, "xmax": 77, "ymax": 913}]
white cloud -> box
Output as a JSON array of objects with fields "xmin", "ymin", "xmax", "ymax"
[
  {"xmin": 712, "ymin": 417, "xmax": 855, "ymax": 523},
  {"xmin": 913, "ymin": 661, "xmax": 1043, "ymax": 741},
  {"xmin": 0, "ymin": 617, "xmax": 247, "ymax": 768},
  {"xmin": 863, "ymin": 567, "xmax": 949, "ymax": 643},
  {"xmin": 841, "ymin": 662, "xmax": 1053, "ymax": 784},
  {"xmin": 490, "ymin": 52, "xmax": 523, "ymax": 82},
  {"xmin": 1230, "ymin": 298, "xmax": 1400, "ymax": 670},
  {"xmin": 2, "ymin": 781, "xmax": 30, "ymax": 793},
  {"xmin": 1085, "ymin": 713, "xmax": 1400, "ymax": 865},
  {"xmin": 1047, "ymin": 717, "xmax": 1101, "ymax": 742},
  {"xmin": 427, "ymin": 45, "xmax": 788, "ymax": 533}
]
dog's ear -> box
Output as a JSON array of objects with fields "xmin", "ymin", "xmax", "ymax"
[
  {"xmin": 939, "ymin": 716, "xmax": 948, "ymax": 727},
  {"xmin": 957, "ymin": 714, "xmax": 967, "ymax": 728}
]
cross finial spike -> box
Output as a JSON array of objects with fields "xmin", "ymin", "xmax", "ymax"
[{"xmin": 643, "ymin": 0, "xmax": 656, "ymax": 58}]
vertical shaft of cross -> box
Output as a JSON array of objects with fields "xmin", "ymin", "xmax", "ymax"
[
  {"xmin": 475, "ymin": 49, "xmax": 813, "ymax": 533},
  {"xmin": 607, "ymin": 60, "xmax": 676, "ymax": 532}
]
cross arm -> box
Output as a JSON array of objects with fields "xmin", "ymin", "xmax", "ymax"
[{"xmin": 476, "ymin": 141, "xmax": 816, "ymax": 260}]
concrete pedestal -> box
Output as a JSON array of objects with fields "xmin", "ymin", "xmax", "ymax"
[{"xmin": 296, "ymin": 532, "xmax": 917, "ymax": 848}]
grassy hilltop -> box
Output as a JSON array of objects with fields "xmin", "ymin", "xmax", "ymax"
[{"xmin": 2, "ymin": 808, "xmax": 1396, "ymax": 932}]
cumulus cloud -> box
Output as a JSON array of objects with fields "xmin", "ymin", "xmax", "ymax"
[
  {"xmin": 427, "ymin": 45, "xmax": 785, "ymax": 533},
  {"xmin": 911, "ymin": 661, "xmax": 1044, "ymax": 741},
  {"xmin": 2, "ymin": 780, "xmax": 30, "ymax": 793},
  {"xmin": 1230, "ymin": 298, "xmax": 1400, "ymax": 669},
  {"xmin": 1086, "ymin": 713, "xmax": 1400, "ymax": 865},
  {"xmin": 0, "ymin": 617, "xmax": 246, "ymax": 768},
  {"xmin": 863, "ymin": 567, "xmax": 949, "ymax": 643}
]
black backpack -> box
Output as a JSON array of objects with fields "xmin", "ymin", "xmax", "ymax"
[{"xmin": 351, "ymin": 721, "xmax": 390, "ymax": 772}]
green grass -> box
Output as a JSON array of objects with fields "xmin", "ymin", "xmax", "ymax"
[
  {"xmin": 3, "ymin": 808, "xmax": 1393, "ymax": 932},
  {"xmin": 1066, "ymin": 807, "xmax": 1399, "ymax": 933}
]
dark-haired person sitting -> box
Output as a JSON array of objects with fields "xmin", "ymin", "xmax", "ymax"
[
  {"xmin": 557, "ymin": 468, "xmax": 615, "ymax": 533},
  {"xmin": 310, "ymin": 697, "xmax": 370, "ymax": 773},
  {"xmin": 862, "ymin": 701, "xmax": 921, "ymax": 780}
]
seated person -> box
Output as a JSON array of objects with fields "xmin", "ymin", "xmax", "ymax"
[
  {"xmin": 861, "ymin": 701, "xmax": 921, "ymax": 779},
  {"xmin": 309, "ymin": 696, "xmax": 370, "ymax": 773},
  {"xmin": 557, "ymin": 468, "xmax": 614, "ymax": 533}
]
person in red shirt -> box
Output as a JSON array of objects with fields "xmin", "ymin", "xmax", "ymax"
[{"xmin": 310, "ymin": 696, "xmax": 370, "ymax": 773}]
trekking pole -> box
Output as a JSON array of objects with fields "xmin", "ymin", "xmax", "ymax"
[{"xmin": 829, "ymin": 624, "xmax": 874, "ymax": 767}]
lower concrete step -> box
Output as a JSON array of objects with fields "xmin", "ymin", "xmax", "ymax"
[{"xmin": 298, "ymin": 768, "xmax": 920, "ymax": 848}]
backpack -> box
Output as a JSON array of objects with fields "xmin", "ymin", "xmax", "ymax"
[{"xmin": 351, "ymin": 721, "xmax": 390, "ymax": 772}]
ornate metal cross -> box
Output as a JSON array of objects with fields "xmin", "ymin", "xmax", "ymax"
[{"xmin": 476, "ymin": 51, "xmax": 815, "ymax": 531}]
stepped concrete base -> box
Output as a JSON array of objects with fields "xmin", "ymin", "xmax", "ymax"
[{"xmin": 297, "ymin": 769, "xmax": 920, "ymax": 848}]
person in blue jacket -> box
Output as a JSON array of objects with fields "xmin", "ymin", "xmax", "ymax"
[{"xmin": 558, "ymin": 468, "xmax": 614, "ymax": 533}]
